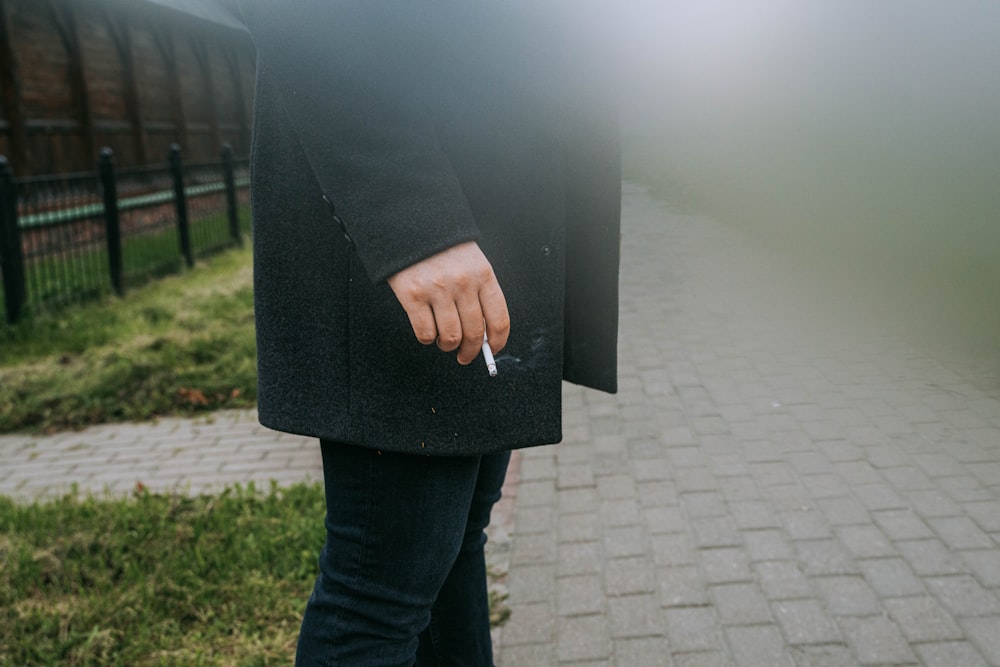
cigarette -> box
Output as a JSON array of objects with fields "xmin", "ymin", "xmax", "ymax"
[{"xmin": 482, "ymin": 334, "xmax": 498, "ymax": 377}]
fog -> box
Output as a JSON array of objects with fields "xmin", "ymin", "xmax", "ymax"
[{"xmin": 616, "ymin": 1, "xmax": 1000, "ymax": 373}]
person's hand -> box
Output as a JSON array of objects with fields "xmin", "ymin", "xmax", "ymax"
[{"xmin": 387, "ymin": 241, "xmax": 510, "ymax": 364}]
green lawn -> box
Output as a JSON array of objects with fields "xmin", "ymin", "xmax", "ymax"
[
  {"xmin": 4, "ymin": 205, "xmax": 249, "ymax": 319},
  {"xmin": 0, "ymin": 483, "xmax": 324, "ymax": 666},
  {"xmin": 0, "ymin": 242, "xmax": 257, "ymax": 433}
]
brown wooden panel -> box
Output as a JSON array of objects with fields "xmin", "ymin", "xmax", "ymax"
[
  {"xmin": 209, "ymin": 45, "xmax": 238, "ymax": 120},
  {"xmin": 130, "ymin": 22, "xmax": 171, "ymax": 124},
  {"xmin": 77, "ymin": 5, "xmax": 126, "ymax": 122},
  {"xmin": 28, "ymin": 130, "xmax": 86, "ymax": 173},
  {"xmin": 175, "ymin": 36, "xmax": 209, "ymax": 127},
  {"xmin": 95, "ymin": 127, "xmax": 137, "ymax": 165},
  {"xmin": 11, "ymin": 0, "xmax": 75, "ymax": 118}
]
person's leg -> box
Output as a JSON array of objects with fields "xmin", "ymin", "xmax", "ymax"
[
  {"xmin": 415, "ymin": 451, "xmax": 511, "ymax": 667},
  {"xmin": 295, "ymin": 441, "xmax": 500, "ymax": 667}
]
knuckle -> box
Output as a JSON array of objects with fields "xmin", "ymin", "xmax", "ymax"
[
  {"xmin": 438, "ymin": 333, "xmax": 461, "ymax": 348},
  {"xmin": 414, "ymin": 328, "xmax": 437, "ymax": 344},
  {"xmin": 466, "ymin": 323, "xmax": 485, "ymax": 340},
  {"xmin": 493, "ymin": 316, "xmax": 511, "ymax": 334}
]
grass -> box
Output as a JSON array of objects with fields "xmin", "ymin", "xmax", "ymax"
[
  {"xmin": 6, "ymin": 206, "xmax": 249, "ymax": 319},
  {"xmin": 0, "ymin": 242, "xmax": 257, "ymax": 433},
  {"xmin": 0, "ymin": 482, "xmax": 325, "ymax": 666},
  {"xmin": 0, "ymin": 483, "xmax": 511, "ymax": 667}
]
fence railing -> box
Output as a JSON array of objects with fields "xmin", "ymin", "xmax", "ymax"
[{"xmin": 0, "ymin": 144, "xmax": 250, "ymax": 324}]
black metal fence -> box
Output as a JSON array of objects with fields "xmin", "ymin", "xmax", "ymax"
[{"xmin": 0, "ymin": 144, "xmax": 250, "ymax": 324}]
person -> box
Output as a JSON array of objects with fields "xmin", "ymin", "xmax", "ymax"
[{"xmin": 234, "ymin": 2, "xmax": 621, "ymax": 665}]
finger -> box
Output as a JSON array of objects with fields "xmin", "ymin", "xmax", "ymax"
[
  {"xmin": 479, "ymin": 279, "xmax": 510, "ymax": 353},
  {"xmin": 405, "ymin": 303, "xmax": 438, "ymax": 345},
  {"xmin": 454, "ymin": 296, "xmax": 486, "ymax": 365},
  {"xmin": 432, "ymin": 301, "xmax": 463, "ymax": 353}
]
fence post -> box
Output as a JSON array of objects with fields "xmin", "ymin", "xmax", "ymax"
[
  {"xmin": 99, "ymin": 148, "xmax": 124, "ymax": 296},
  {"xmin": 221, "ymin": 143, "xmax": 242, "ymax": 246},
  {"xmin": 169, "ymin": 143, "xmax": 193, "ymax": 267},
  {"xmin": 0, "ymin": 156, "xmax": 26, "ymax": 323}
]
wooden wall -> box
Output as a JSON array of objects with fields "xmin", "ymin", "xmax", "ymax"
[{"xmin": 0, "ymin": 0, "xmax": 254, "ymax": 175}]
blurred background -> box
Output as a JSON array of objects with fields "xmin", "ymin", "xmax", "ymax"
[{"xmin": 618, "ymin": 0, "xmax": 1000, "ymax": 379}]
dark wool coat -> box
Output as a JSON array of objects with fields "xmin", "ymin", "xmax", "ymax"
[{"xmin": 236, "ymin": 1, "xmax": 621, "ymax": 456}]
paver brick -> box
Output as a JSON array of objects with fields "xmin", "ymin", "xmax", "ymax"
[
  {"xmin": 498, "ymin": 602, "xmax": 554, "ymax": 646},
  {"xmin": 938, "ymin": 475, "xmax": 993, "ymax": 503},
  {"xmin": 787, "ymin": 644, "xmax": 859, "ymax": 667},
  {"xmin": 613, "ymin": 637, "xmax": 675, "ymax": 667},
  {"xmin": 924, "ymin": 575, "xmax": 1000, "ymax": 616},
  {"xmin": 603, "ymin": 525, "xmax": 647, "ymax": 559},
  {"xmin": 772, "ymin": 599, "xmax": 842, "ymax": 645},
  {"xmin": 516, "ymin": 479, "xmax": 558, "ymax": 508},
  {"xmin": 927, "ymin": 516, "xmax": 996, "ymax": 550},
  {"xmin": 816, "ymin": 497, "xmax": 870, "ymax": 527},
  {"xmin": 497, "ymin": 643, "xmax": 554, "ymax": 667},
  {"xmin": 682, "ymin": 491, "xmax": 727, "ymax": 518},
  {"xmin": 658, "ymin": 565, "xmax": 711, "ymax": 608},
  {"xmin": 604, "ymin": 556, "xmax": 656, "ymax": 597},
  {"xmin": 959, "ymin": 617, "xmax": 1000, "ymax": 664},
  {"xmin": 556, "ymin": 615, "xmax": 611, "ymax": 663},
  {"xmin": 650, "ymin": 533, "xmax": 698, "ymax": 568},
  {"xmin": 506, "ymin": 564, "xmax": 555, "ymax": 604},
  {"xmin": 643, "ymin": 506, "xmax": 688, "ymax": 534},
  {"xmin": 599, "ymin": 499, "xmax": 641, "ymax": 527},
  {"xmin": 853, "ymin": 483, "xmax": 908, "ymax": 511},
  {"xmin": 814, "ymin": 577, "xmax": 881, "ymax": 616},
  {"xmin": 510, "ymin": 532, "xmax": 557, "ymax": 566},
  {"xmin": 723, "ymin": 625, "xmax": 795, "ymax": 667},
  {"xmin": 872, "ymin": 509, "xmax": 935, "ymax": 540},
  {"xmin": 742, "ymin": 529, "xmax": 794, "ymax": 562},
  {"xmin": 914, "ymin": 641, "xmax": 990, "ymax": 667},
  {"xmin": 691, "ymin": 516, "xmax": 742, "ymax": 549},
  {"xmin": 664, "ymin": 607, "xmax": 725, "ymax": 653},
  {"xmin": 558, "ymin": 463, "xmax": 595, "ymax": 490},
  {"xmin": 881, "ymin": 466, "xmax": 935, "ymax": 492},
  {"xmin": 883, "ymin": 595, "xmax": 963, "ymax": 642},
  {"xmin": 857, "ymin": 558, "xmax": 926, "ymax": 598},
  {"xmin": 557, "ymin": 575, "xmax": 604, "ymax": 617},
  {"xmin": 671, "ymin": 651, "xmax": 734, "ymax": 667},
  {"xmin": 607, "ymin": 594, "xmax": 665, "ymax": 639},
  {"xmin": 782, "ymin": 510, "xmax": 834, "ymax": 541},
  {"xmin": 717, "ymin": 476, "xmax": 762, "ymax": 502},
  {"xmin": 836, "ymin": 616, "xmax": 916, "ymax": 665},
  {"xmin": 960, "ymin": 549, "xmax": 1000, "ymax": 588},
  {"xmin": 630, "ymin": 455, "xmax": 674, "ymax": 480},
  {"xmin": 557, "ymin": 541, "xmax": 602, "ymax": 577},
  {"xmin": 710, "ymin": 583, "xmax": 773, "ymax": 626},
  {"xmin": 557, "ymin": 488, "xmax": 598, "ymax": 515},
  {"xmin": 699, "ymin": 548, "xmax": 753, "ymax": 584},
  {"xmin": 965, "ymin": 501, "xmax": 1000, "ymax": 532},
  {"xmin": 510, "ymin": 506, "xmax": 555, "ymax": 535},
  {"xmin": 794, "ymin": 539, "xmax": 858, "ymax": 576},
  {"xmin": 835, "ymin": 525, "xmax": 895, "ymax": 559},
  {"xmin": 593, "ymin": 452, "xmax": 633, "ymax": 478},
  {"xmin": 675, "ymin": 467, "xmax": 720, "ymax": 494}
]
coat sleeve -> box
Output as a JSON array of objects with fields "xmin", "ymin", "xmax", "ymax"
[{"xmin": 234, "ymin": 0, "xmax": 481, "ymax": 282}]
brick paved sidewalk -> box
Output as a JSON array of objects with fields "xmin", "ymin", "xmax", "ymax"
[
  {"xmin": 494, "ymin": 184, "xmax": 1000, "ymax": 666},
  {"xmin": 0, "ymin": 410, "xmax": 320, "ymax": 500}
]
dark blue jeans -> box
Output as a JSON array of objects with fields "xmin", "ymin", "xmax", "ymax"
[{"xmin": 296, "ymin": 440, "xmax": 511, "ymax": 667}]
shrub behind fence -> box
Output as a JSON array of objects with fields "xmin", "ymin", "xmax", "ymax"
[{"xmin": 0, "ymin": 144, "xmax": 249, "ymax": 324}]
